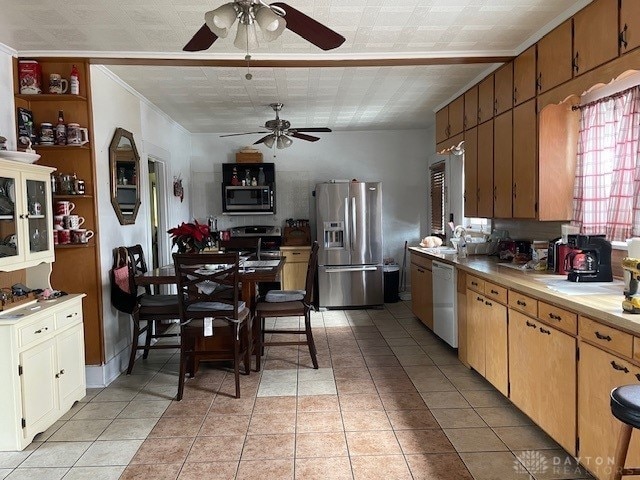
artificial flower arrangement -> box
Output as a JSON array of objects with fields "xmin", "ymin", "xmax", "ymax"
[{"xmin": 168, "ymin": 220, "xmax": 210, "ymax": 253}]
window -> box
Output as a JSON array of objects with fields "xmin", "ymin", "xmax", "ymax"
[
  {"xmin": 572, "ymin": 85, "xmax": 640, "ymax": 241},
  {"xmin": 430, "ymin": 161, "xmax": 446, "ymax": 235}
]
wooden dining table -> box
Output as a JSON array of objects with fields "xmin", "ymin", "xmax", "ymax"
[{"xmin": 135, "ymin": 257, "xmax": 285, "ymax": 371}]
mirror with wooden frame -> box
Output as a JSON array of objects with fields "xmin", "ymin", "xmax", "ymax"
[{"xmin": 109, "ymin": 128, "xmax": 141, "ymax": 225}]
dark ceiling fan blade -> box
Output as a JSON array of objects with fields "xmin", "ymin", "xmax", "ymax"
[
  {"xmin": 183, "ymin": 24, "xmax": 218, "ymax": 52},
  {"xmin": 290, "ymin": 127, "xmax": 332, "ymax": 133},
  {"xmin": 254, "ymin": 134, "xmax": 274, "ymax": 145},
  {"xmin": 271, "ymin": 3, "xmax": 346, "ymax": 51},
  {"xmin": 219, "ymin": 131, "xmax": 269, "ymax": 138},
  {"xmin": 290, "ymin": 132, "xmax": 320, "ymax": 142}
]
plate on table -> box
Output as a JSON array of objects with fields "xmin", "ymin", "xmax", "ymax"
[{"xmin": 0, "ymin": 150, "xmax": 41, "ymax": 164}]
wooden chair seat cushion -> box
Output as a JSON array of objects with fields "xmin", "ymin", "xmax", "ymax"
[
  {"xmin": 611, "ymin": 385, "xmax": 640, "ymax": 429},
  {"xmin": 187, "ymin": 301, "xmax": 246, "ymax": 313},
  {"xmin": 265, "ymin": 290, "xmax": 305, "ymax": 303},
  {"xmin": 139, "ymin": 294, "xmax": 179, "ymax": 307},
  {"xmin": 256, "ymin": 300, "xmax": 305, "ymax": 316}
]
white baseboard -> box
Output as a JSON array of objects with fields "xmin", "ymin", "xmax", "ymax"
[{"xmin": 85, "ymin": 345, "xmax": 133, "ymax": 388}]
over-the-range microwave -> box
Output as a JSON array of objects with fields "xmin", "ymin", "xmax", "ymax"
[{"xmin": 222, "ymin": 185, "xmax": 275, "ymax": 215}]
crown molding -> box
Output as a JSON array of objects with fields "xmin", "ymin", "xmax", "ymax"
[
  {"xmin": 0, "ymin": 42, "xmax": 17, "ymax": 57},
  {"xmin": 94, "ymin": 65, "xmax": 190, "ymax": 136}
]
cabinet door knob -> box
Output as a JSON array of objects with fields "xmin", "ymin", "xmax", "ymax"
[
  {"xmin": 611, "ymin": 361, "xmax": 629, "ymax": 373},
  {"xmin": 476, "ymin": 296, "xmax": 483, "ymax": 302},
  {"xmin": 536, "ymin": 72, "xmax": 542, "ymax": 92},
  {"xmin": 513, "ymin": 183, "xmax": 517, "ymax": 199},
  {"xmin": 548, "ymin": 313, "xmax": 561, "ymax": 321},
  {"xmin": 620, "ymin": 24, "xmax": 628, "ymax": 49},
  {"xmin": 572, "ymin": 52, "xmax": 579, "ymax": 74},
  {"xmin": 494, "ymin": 99, "xmax": 498, "ymax": 115},
  {"xmin": 485, "ymin": 300, "xmax": 492, "ymax": 306},
  {"xmin": 517, "ymin": 299, "xmax": 527, "ymax": 307},
  {"xmin": 539, "ymin": 327, "xmax": 551, "ymax": 335},
  {"xmin": 595, "ymin": 331, "xmax": 612, "ymax": 342},
  {"xmin": 525, "ymin": 320, "xmax": 536, "ymax": 328},
  {"xmin": 490, "ymin": 289, "xmax": 498, "ymax": 295},
  {"xmin": 636, "ymin": 373, "xmax": 640, "ymax": 382},
  {"xmin": 513, "ymin": 87, "xmax": 518, "ymax": 105}
]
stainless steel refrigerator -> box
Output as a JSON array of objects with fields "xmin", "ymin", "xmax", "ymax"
[{"xmin": 315, "ymin": 181, "xmax": 383, "ymax": 308}]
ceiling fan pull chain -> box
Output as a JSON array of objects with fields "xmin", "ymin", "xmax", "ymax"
[{"xmin": 245, "ymin": 53, "xmax": 253, "ymax": 80}]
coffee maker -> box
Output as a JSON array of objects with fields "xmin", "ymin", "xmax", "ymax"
[{"xmin": 565, "ymin": 234, "xmax": 613, "ymax": 282}]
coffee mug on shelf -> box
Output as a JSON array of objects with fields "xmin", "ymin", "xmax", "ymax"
[
  {"xmin": 53, "ymin": 230, "xmax": 59, "ymax": 245},
  {"xmin": 55, "ymin": 201, "xmax": 75, "ymax": 216},
  {"xmin": 63, "ymin": 214, "xmax": 84, "ymax": 230},
  {"xmin": 49, "ymin": 73, "xmax": 68, "ymax": 94},
  {"xmin": 71, "ymin": 229, "xmax": 94, "ymax": 244},
  {"xmin": 53, "ymin": 215, "xmax": 64, "ymax": 230},
  {"xmin": 66, "ymin": 123, "xmax": 89, "ymax": 146},
  {"xmin": 58, "ymin": 229, "xmax": 71, "ymax": 245}
]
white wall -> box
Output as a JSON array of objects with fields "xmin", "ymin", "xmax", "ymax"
[
  {"xmin": 191, "ymin": 129, "xmax": 433, "ymax": 266},
  {"xmin": 91, "ymin": 66, "xmax": 191, "ymax": 373},
  {"xmin": 0, "ymin": 45, "xmax": 16, "ymax": 149}
]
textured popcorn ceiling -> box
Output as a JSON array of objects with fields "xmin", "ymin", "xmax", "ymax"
[{"xmin": 0, "ymin": 0, "xmax": 590, "ymax": 133}]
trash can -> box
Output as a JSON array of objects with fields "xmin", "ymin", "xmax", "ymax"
[{"xmin": 383, "ymin": 264, "xmax": 400, "ymax": 303}]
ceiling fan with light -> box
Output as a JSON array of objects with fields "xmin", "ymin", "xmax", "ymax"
[
  {"xmin": 220, "ymin": 103, "xmax": 332, "ymax": 149},
  {"xmin": 183, "ymin": 1, "xmax": 346, "ymax": 53}
]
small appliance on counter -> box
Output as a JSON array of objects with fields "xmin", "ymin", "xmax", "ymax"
[
  {"xmin": 622, "ymin": 257, "xmax": 640, "ymax": 313},
  {"xmin": 565, "ymin": 234, "xmax": 613, "ymax": 282}
]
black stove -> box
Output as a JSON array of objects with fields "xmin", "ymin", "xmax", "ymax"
[{"xmin": 230, "ymin": 225, "xmax": 282, "ymax": 256}]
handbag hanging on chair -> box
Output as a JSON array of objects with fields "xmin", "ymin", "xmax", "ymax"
[{"xmin": 110, "ymin": 246, "xmax": 137, "ymax": 314}]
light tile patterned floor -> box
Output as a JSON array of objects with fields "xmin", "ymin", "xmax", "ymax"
[{"xmin": 0, "ymin": 302, "xmax": 593, "ymax": 480}]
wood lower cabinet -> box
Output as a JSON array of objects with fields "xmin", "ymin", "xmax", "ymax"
[
  {"xmin": 537, "ymin": 20, "xmax": 573, "ymax": 93},
  {"xmin": 573, "ymin": 0, "xmax": 619, "ymax": 76},
  {"xmin": 493, "ymin": 111, "xmax": 513, "ymax": 219},
  {"xmin": 513, "ymin": 45, "xmax": 536, "ymax": 106},
  {"xmin": 463, "ymin": 127, "xmax": 478, "ymax": 217},
  {"xmin": 477, "ymin": 120, "xmax": 494, "ymax": 218},
  {"xmin": 410, "ymin": 253, "xmax": 433, "ymax": 330},
  {"xmin": 509, "ymin": 310, "xmax": 577, "ymax": 454},
  {"xmin": 466, "ymin": 282, "xmax": 508, "ymax": 395},
  {"xmin": 578, "ymin": 342, "xmax": 640, "ymax": 480},
  {"xmin": 280, "ymin": 246, "xmax": 310, "ymax": 290},
  {"xmin": 621, "ymin": 0, "xmax": 640, "ymax": 54},
  {"xmin": 0, "ymin": 295, "xmax": 85, "ymax": 451}
]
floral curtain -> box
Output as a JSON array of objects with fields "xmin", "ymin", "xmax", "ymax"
[{"xmin": 572, "ymin": 86, "xmax": 640, "ymax": 241}]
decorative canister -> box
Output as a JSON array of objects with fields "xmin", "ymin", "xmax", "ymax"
[{"xmin": 39, "ymin": 123, "xmax": 54, "ymax": 145}]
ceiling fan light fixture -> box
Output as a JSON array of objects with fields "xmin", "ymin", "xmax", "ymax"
[
  {"xmin": 277, "ymin": 135, "xmax": 293, "ymax": 149},
  {"xmin": 234, "ymin": 21, "xmax": 259, "ymax": 50},
  {"xmin": 263, "ymin": 134, "xmax": 276, "ymax": 148},
  {"xmin": 255, "ymin": 6, "xmax": 286, "ymax": 42},
  {"xmin": 204, "ymin": 3, "xmax": 237, "ymax": 38}
]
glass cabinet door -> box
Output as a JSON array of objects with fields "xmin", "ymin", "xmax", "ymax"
[
  {"xmin": 25, "ymin": 178, "xmax": 50, "ymax": 256},
  {"xmin": 0, "ymin": 174, "xmax": 20, "ymax": 262}
]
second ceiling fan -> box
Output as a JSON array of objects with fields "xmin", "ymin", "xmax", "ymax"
[{"xmin": 221, "ymin": 103, "xmax": 332, "ymax": 149}]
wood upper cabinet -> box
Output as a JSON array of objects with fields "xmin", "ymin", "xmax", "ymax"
[
  {"xmin": 537, "ymin": 20, "xmax": 573, "ymax": 93},
  {"xmin": 464, "ymin": 86, "xmax": 478, "ymax": 130},
  {"xmin": 436, "ymin": 107, "xmax": 449, "ymax": 144},
  {"xmin": 464, "ymin": 127, "xmax": 478, "ymax": 218},
  {"xmin": 493, "ymin": 111, "xmax": 513, "ymax": 218},
  {"xmin": 513, "ymin": 46, "xmax": 536, "ymax": 106},
  {"xmin": 448, "ymin": 96, "xmax": 465, "ymax": 137},
  {"xmin": 620, "ymin": 0, "xmax": 640, "ymax": 54},
  {"xmin": 477, "ymin": 120, "xmax": 494, "ymax": 218},
  {"xmin": 573, "ymin": 0, "xmax": 619, "ymax": 76},
  {"xmin": 578, "ymin": 343, "xmax": 640, "ymax": 480},
  {"xmin": 512, "ymin": 100, "xmax": 537, "ymax": 219},
  {"xmin": 478, "ymin": 74, "xmax": 494, "ymax": 124},
  {"xmin": 494, "ymin": 63, "xmax": 513, "ymax": 116},
  {"xmin": 509, "ymin": 310, "xmax": 577, "ymax": 454}
]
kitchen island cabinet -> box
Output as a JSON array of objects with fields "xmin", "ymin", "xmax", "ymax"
[{"xmin": 280, "ymin": 246, "xmax": 310, "ymax": 290}]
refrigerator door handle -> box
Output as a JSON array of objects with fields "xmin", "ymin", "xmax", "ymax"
[
  {"xmin": 325, "ymin": 266, "xmax": 379, "ymax": 273},
  {"xmin": 351, "ymin": 196, "xmax": 357, "ymax": 252},
  {"xmin": 344, "ymin": 196, "xmax": 350, "ymax": 250}
]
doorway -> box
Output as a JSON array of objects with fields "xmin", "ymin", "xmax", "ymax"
[{"xmin": 147, "ymin": 157, "xmax": 168, "ymax": 270}]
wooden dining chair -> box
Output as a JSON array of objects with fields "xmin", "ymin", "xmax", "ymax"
[
  {"xmin": 254, "ymin": 241, "xmax": 319, "ymax": 371},
  {"xmin": 173, "ymin": 252, "xmax": 254, "ymax": 399}
]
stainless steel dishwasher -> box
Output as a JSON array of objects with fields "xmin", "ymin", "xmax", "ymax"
[{"xmin": 432, "ymin": 261, "xmax": 458, "ymax": 348}]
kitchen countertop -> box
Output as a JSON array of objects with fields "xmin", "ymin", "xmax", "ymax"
[{"xmin": 409, "ymin": 246, "xmax": 640, "ymax": 337}]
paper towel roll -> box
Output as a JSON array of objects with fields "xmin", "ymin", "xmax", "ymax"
[{"xmin": 628, "ymin": 238, "xmax": 640, "ymax": 258}]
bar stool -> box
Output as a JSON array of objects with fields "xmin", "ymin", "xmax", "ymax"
[{"xmin": 610, "ymin": 385, "xmax": 640, "ymax": 480}]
